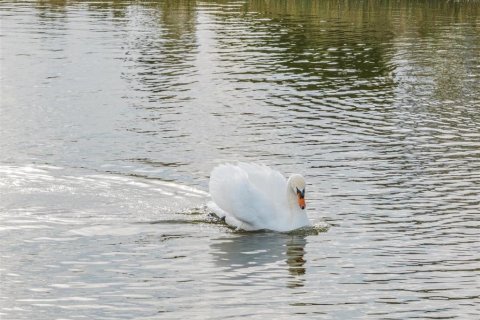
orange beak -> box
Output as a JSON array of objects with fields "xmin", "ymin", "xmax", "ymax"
[{"xmin": 297, "ymin": 195, "xmax": 306, "ymax": 210}]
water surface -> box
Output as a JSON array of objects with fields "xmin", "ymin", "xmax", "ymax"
[{"xmin": 1, "ymin": 1, "xmax": 479, "ymax": 319}]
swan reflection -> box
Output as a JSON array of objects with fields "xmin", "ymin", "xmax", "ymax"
[{"xmin": 210, "ymin": 232, "xmax": 307, "ymax": 288}]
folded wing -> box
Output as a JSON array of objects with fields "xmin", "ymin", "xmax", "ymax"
[{"xmin": 209, "ymin": 163, "xmax": 287, "ymax": 229}]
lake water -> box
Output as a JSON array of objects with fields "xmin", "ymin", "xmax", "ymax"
[{"xmin": 1, "ymin": 1, "xmax": 479, "ymax": 319}]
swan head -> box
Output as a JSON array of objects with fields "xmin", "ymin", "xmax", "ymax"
[{"xmin": 288, "ymin": 174, "xmax": 306, "ymax": 210}]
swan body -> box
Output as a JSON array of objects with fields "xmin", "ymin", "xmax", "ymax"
[{"xmin": 208, "ymin": 163, "xmax": 310, "ymax": 232}]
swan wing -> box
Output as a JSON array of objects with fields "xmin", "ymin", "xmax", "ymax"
[
  {"xmin": 209, "ymin": 163, "xmax": 284, "ymax": 228},
  {"xmin": 236, "ymin": 162, "xmax": 287, "ymax": 200}
]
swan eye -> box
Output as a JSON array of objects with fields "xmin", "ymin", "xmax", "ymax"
[{"xmin": 296, "ymin": 188, "xmax": 305, "ymax": 198}]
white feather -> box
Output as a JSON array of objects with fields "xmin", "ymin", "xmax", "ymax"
[{"xmin": 208, "ymin": 162, "xmax": 310, "ymax": 232}]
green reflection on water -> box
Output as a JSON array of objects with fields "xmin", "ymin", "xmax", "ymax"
[{"xmin": 15, "ymin": 0, "xmax": 480, "ymax": 105}]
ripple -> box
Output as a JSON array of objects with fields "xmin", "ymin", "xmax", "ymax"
[{"xmin": 1, "ymin": 1, "xmax": 480, "ymax": 320}]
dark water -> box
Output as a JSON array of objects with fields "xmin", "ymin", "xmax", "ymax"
[{"xmin": 1, "ymin": 1, "xmax": 479, "ymax": 319}]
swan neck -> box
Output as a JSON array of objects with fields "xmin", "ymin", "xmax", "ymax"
[{"xmin": 286, "ymin": 179, "xmax": 297, "ymax": 210}]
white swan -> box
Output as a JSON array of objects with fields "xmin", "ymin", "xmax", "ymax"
[{"xmin": 208, "ymin": 162, "xmax": 310, "ymax": 232}]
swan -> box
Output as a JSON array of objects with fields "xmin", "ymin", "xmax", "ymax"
[{"xmin": 208, "ymin": 162, "xmax": 310, "ymax": 232}]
